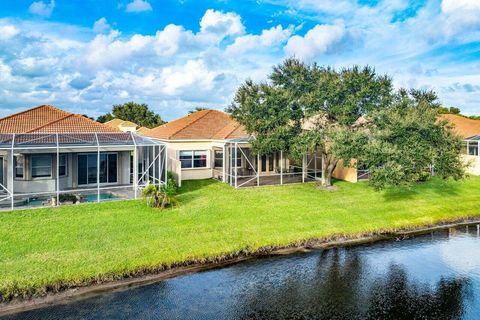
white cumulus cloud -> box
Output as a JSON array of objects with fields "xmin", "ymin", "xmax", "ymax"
[
  {"xmin": 200, "ymin": 9, "xmax": 245, "ymax": 39},
  {"xmin": 440, "ymin": 0, "xmax": 480, "ymax": 38},
  {"xmin": 125, "ymin": 0, "xmax": 152, "ymax": 13},
  {"xmin": 284, "ymin": 22, "xmax": 347, "ymax": 61},
  {"xmin": 93, "ymin": 17, "xmax": 111, "ymax": 33},
  {"xmin": 28, "ymin": 0, "xmax": 55, "ymax": 17},
  {"xmin": 0, "ymin": 25, "xmax": 19, "ymax": 40},
  {"xmin": 226, "ymin": 25, "xmax": 294, "ymax": 55}
]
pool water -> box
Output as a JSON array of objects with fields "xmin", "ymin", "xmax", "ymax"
[
  {"xmin": 2, "ymin": 224, "xmax": 480, "ymax": 319},
  {"xmin": 26, "ymin": 193, "xmax": 118, "ymax": 207},
  {"xmin": 84, "ymin": 193, "xmax": 117, "ymax": 202}
]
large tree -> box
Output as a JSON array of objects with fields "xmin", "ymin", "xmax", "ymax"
[
  {"xmin": 362, "ymin": 89, "xmax": 465, "ymax": 190},
  {"xmin": 228, "ymin": 59, "xmax": 465, "ymax": 189},
  {"xmin": 97, "ymin": 102, "xmax": 165, "ymax": 128}
]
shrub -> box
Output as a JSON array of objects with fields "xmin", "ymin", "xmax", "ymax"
[
  {"xmin": 59, "ymin": 194, "xmax": 78, "ymax": 204},
  {"xmin": 142, "ymin": 178, "xmax": 179, "ymax": 209}
]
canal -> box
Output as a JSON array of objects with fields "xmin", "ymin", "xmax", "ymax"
[{"xmin": 3, "ymin": 224, "xmax": 480, "ymax": 319}]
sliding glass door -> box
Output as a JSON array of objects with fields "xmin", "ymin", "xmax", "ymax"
[{"xmin": 78, "ymin": 153, "xmax": 117, "ymax": 185}]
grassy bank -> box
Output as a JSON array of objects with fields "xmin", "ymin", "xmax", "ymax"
[{"xmin": 1, "ymin": 177, "xmax": 480, "ymax": 301}]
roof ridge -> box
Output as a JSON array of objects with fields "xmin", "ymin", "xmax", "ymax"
[
  {"xmin": 222, "ymin": 122, "xmax": 242, "ymax": 139},
  {"xmin": 71, "ymin": 114, "xmax": 120, "ymax": 132},
  {"xmin": 209, "ymin": 112, "xmax": 237, "ymax": 138},
  {"xmin": 26, "ymin": 114, "xmax": 75, "ymax": 133},
  {"xmin": 167, "ymin": 109, "xmax": 213, "ymax": 139},
  {"xmin": 0, "ymin": 105, "xmax": 68, "ymax": 122}
]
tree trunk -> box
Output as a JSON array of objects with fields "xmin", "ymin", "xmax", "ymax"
[{"xmin": 321, "ymin": 153, "xmax": 338, "ymax": 187}]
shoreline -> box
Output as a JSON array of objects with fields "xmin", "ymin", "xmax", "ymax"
[{"xmin": 1, "ymin": 217, "xmax": 479, "ymax": 317}]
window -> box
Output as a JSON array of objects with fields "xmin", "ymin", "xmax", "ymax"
[
  {"xmin": 78, "ymin": 153, "xmax": 117, "ymax": 185},
  {"xmin": 194, "ymin": 151, "xmax": 207, "ymax": 168},
  {"xmin": 179, "ymin": 150, "xmax": 208, "ymax": 169},
  {"xmin": 469, "ymin": 142, "xmax": 479, "ymax": 156},
  {"xmin": 14, "ymin": 155, "xmax": 24, "ymax": 179},
  {"xmin": 214, "ymin": 150, "xmax": 223, "ymax": 168},
  {"xmin": 31, "ymin": 155, "xmax": 52, "ymax": 178},
  {"xmin": 59, "ymin": 154, "xmax": 67, "ymax": 177}
]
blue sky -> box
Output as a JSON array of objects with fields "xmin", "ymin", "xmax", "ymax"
[{"xmin": 0, "ymin": 0, "xmax": 479, "ymax": 120}]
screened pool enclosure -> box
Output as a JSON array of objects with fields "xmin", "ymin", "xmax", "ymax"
[
  {"xmin": 213, "ymin": 138, "xmax": 322, "ymax": 188},
  {"xmin": 0, "ymin": 132, "xmax": 166, "ymax": 210}
]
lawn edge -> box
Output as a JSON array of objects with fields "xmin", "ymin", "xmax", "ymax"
[{"xmin": 1, "ymin": 216, "xmax": 480, "ymax": 316}]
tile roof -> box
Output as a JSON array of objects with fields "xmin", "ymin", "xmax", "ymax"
[
  {"xmin": 137, "ymin": 126, "xmax": 152, "ymax": 135},
  {"xmin": 0, "ymin": 105, "xmax": 119, "ymax": 133},
  {"xmin": 440, "ymin": 114, "xmax": 480, "ymax": 139},
  {"xmin": 104, "ymin": 118, "xmax": 138, "ymax": 129},
  {"xmin": 146, "ymin": 109, "xmax": 248, "ymax": 140}
]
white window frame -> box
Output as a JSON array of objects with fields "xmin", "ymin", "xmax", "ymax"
[
  {"xmin": 214, "ymin": 150, "xmax": 223, "ymax": 168},
  {"xmin": 178, "ymin": 150, "xmax": 209, "ymax": 169},
  {"xmin": 14, "ymin": 154, "xmax": 24, "ymax": 180}
]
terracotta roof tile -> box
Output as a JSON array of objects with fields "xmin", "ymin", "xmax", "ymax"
[
  {"xmin": 440, "ymin": 114, "xmax": 480, "ymax": 138},
  {"xmin": 104, "ymin": 118, "xmax": 138, "ymax": 129},
  {"xmin": 146, "ymin": 109, "xmax": 248, "ymax": 140},
  {"xmin": 137, "ymin": 126, "xmax": 152, "ymax": 135},
  {"xmin": 0, "ymin": 105, "xmax": 118, "ymax": 133}
]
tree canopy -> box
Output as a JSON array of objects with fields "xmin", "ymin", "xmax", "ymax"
[
  {"xmin": 361, "ymin": 89, "xmax": 465, "ymax": 189},
  {"xmin": 228, "ymin": 58, "xmax": 465, "ymax": 189},
  {"xmin": 97, "ymin": 102, "xmax": 165, "ymax": 128},
  {"xmin": 438, "ymin": 106, "xmax": 461, "ymax": 115},
  {"xmin": 188, "ymin": 107, "xmax": 208, "ymax": 114}
]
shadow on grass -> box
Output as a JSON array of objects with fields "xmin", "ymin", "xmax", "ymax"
[
  {"xmin": 382, "ymin": 178, "xmax": 462, "ymax": 202},
  {"xmin": 177, "ymin": 179, "xmax": 222, "ymax": 205},
  {"xmin": 179, "ymin": 179, "xmax": 220, "ymax": 194}
]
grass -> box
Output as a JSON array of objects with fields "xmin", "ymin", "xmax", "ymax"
[{"xmin": 1, "ymin": 177, "xmax": 480, "ymax": 301}]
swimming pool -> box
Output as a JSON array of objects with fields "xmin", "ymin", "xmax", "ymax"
[{"xmin": 25, "ymin": 192, "xmax": 119, "ymax": 207}]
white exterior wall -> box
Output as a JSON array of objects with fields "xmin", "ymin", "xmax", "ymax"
[
  {"xmin": 464, "ymin": 155, "xmax": 480, "ymax": 175},
  {"xmin": 162, "ymin": 140, "xmax": 226, "ymax": 181}
]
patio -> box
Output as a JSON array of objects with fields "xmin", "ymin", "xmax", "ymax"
[
  {"xmin": 214, "ymin": 137, "xmax": 322, "ymax": 188},
  {"xmin": 0, "ymin": 132, "xmax": 167, "ymax": 210}
]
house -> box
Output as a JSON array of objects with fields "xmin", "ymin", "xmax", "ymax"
[
  {"xmin": 104, "ymin": 118, "xmax": 139, "ymax": 133},
  {"xmin": 104, "ymin": 118, "xmax": 153, "ymax": 135},
  {"xmin": 0, "ymin": 105, "xmax": 166, "ymax": 210},
  {"xmin": 145, "ymin": 109, "xmax": 322, "ymax": 187},
  {"xmin": 441, "ymin": 114, "xmax": 480, "ymax": 175}
]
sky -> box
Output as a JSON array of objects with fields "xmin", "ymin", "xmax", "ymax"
[{"xmin": 0, "ymin": 0, "xmax": 479, "ymax": 121}]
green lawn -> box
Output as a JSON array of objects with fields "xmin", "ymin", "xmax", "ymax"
[{"xmin": 1, "ymin": 177, "xmax": 480, "ymax": 300}]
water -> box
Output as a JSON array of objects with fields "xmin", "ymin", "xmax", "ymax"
[
  {"xmin": 3, "ymin": 225, "xmax": 480, "ymax": 319},
  {"xmin": 83, "ymin": 193, "xmax": 117, "ymax": 202},
  {"xmin": 25, "ymin": 193, "xmax": 117, "ymax": 207}
]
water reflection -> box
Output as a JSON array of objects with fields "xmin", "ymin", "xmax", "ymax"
[
  {"xmin": 2, "ymin": 225, "xmax": 480, "ymax": 320},
  {"xmin": 236, "ymin": 249, "xmax": 471, "ymax": 320}
]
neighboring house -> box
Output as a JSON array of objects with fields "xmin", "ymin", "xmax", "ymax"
[
  {"xmin": 137, "ymin": 126, "xmax": 152, "ymax": 135},
  {"xmin": 0, "ymin": 105, "xmax": 166, "ymax": 210},
  {"xmin": 145, "ymin": 109, "xmax": 322, "ymax": 187},
  {"xmin": 441, "ymin": 114, "xmax": 480, "ymax": 175},
  {"xmin": 104, "ymin": 118, "xmax": 153, "ymax": 136},
  {"xmin": 104, "ymin": 118, "xmax": 139, "ymax": 133}
]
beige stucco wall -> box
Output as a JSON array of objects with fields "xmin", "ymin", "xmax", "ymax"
[
  {"xmin": 164, "ymin": 141, "xmax": 218, "ymax": 181},
  {"xmin": 332, "ymin": 159, "xmax": 358, "ymax": 183},
  {"xmin": 464, "ymin": 155, "xmax": 480, "ymax": 175}
]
